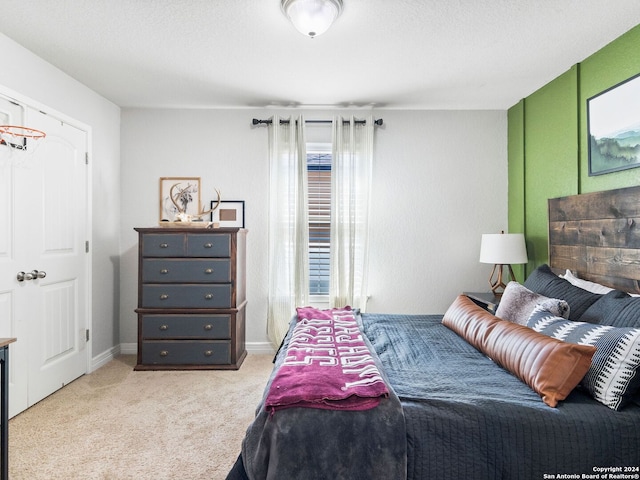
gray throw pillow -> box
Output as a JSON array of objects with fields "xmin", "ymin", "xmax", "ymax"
[
  {"xmin": 495, "ymin": 281, "xmax": 569, "ymax": 326},
  {"xmin": 523, "ymin": 264, "xmax": 600, "ymax": 321}
]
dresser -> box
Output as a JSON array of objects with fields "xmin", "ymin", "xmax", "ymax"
[{"xmin": 134, "ymin": 227, "xmax": 247, "ymax": 370}]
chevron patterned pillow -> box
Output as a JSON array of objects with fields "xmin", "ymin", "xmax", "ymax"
[{"xmin": 527, "ymin": 305, "xmax": 640, "ymax": 410}]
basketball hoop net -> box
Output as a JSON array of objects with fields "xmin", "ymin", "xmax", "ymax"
[{"xmin": 0, "ymin": 125, "xmax": 46, "ymax": 165}]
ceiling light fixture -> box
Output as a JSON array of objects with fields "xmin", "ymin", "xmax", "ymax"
[{"xmin": 281, "ymin": 0, "xmax": 343, "ymax": 38}]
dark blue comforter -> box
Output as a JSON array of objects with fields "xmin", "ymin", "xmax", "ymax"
[
  {"xmin": 363, "ymin": 313, "xmax": 640, "ymax": 479},
  {"xmin": 228, "ymin": 313, "xmax": 640, "ymax": 480}
]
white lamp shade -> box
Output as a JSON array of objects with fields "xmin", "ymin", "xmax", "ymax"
[
  {"xmin": 479, "ymin": 233, "xmax": 528, "ymax": 265},
  {"xmin": 281, "ymin": 0, "xmax": 343, "ymax": 38}
]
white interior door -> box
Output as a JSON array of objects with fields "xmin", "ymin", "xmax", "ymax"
[
  {"xmin": 0, "ymin": 97, "xmax": 29, "ymax": 416},
  {"xmin": 0, "ymin": 97, "xmax": 89, "ymax": 417}
]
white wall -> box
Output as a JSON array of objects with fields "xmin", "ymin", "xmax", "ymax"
[
  {"xmin": 0, "ymin": 33, "xmax": 121, "ymax": 366},
  {"xmin": 368, "ymin": 110, "xmax": 508, "ymax": 313},
  {"xmin": 0, "ymin": 32, "xmax": 508, "ymax": 355},
  {"xmin": 120, "ymin": 108, "xmax": 507, "ymax": 349}
]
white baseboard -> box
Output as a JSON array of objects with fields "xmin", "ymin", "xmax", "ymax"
[
  {"xmin": 91, "ymin": 345, "xmax": 121, "ymax": 372},
  {"xmin": 119, "ymin": 342, "xmax": 137, "ymax": 355},
  {"xmin": 246, "ymin": 342, "xmax": 276, "ymax": 355}
]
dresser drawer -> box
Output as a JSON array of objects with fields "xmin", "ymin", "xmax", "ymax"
[
  {"xmin": 142, "ymin": 234, "xmax": 185, "ymax": 256},
  {"xmin": 142, "ymin": 284, "xmax": 232, "ymax": 308},
  {"xmin": 141, "ymin": 341, "xmax": 231, "ymax": 365},
  {"xmin": 142, "ymin": 259, "xmax": 231, "ymax": 283},
  {"xmin": 141, "ymin": 314, "xmax": 231, "ymax": 339},
  {"xmin": 186, "ymin": 234, "xmax": 230, "ymax": 257}
]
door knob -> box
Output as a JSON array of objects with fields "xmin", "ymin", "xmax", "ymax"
[
  {"xmin": 18, "ymin": 270, "xmax": 47, "ymax": 281},
  {"xmin": 31, "ymin": 270, "xmax": 47, "ymax": 279}
]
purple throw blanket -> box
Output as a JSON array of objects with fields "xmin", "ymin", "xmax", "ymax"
[{"xmin": 265, "ymin": 306, "xmax": 389, "ymax": 412}]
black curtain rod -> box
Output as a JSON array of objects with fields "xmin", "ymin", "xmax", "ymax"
[{"xmin": 252, "ymin": 118, "xmax": 383, "ymax": 126}]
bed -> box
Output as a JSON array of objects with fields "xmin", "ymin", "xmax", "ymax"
[{"xmin": 227, "ymin": 186, "xmax": 640, "ymax": 480}]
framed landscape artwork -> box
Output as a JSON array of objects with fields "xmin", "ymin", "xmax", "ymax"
[{"xmin": 588, "ymin": 73, "xmax": 640, "ymax": 176}]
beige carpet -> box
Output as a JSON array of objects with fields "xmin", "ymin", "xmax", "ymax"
[{"xmin": 9, "ymin": 354, "xmax": 274, "ymax": 480}]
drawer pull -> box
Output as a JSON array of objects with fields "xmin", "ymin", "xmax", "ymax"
[
  {"xmin": 204, "ymin": 243, "xmax": 213, "ymax": 248},
  {"xmin": 204, "ymin": 268, "xmax": 213, "ymax": 274},
  {"xmin": 204, "ymin": 294, "xmax": 213, "ymax": 300},
  {"xmin": 204, "ymin": 350, "xmax": 213, "ymax": 357},
  {"xmin": 204, "ymin": 324, "xmax": 213, "ymax": 331},
  {"xmin": 159, "ymin": 324, "xmax": 168, "ymax": 331},
  {"xmin": 160, "ymin": 269, "xmax": 169, "ymax": 274},
  {"xmin": 159, "ymin": 243, "xmax": 169, "ymax": 248},
  {"xmin": 159, "ymin": 294, "xmax": 169, "ymax": 300},
  {"xmin": 160, "ymin": 350, "xmax": 169, "ymax": 357}
]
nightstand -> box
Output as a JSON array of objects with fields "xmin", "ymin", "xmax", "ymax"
[{"xmin": 463, "ymin": 292, "xmax": 499, "ymax": 314}]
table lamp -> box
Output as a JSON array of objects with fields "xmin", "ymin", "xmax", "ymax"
[{"xmin": 479, "ymin": 232, "xmax": 528, "ymax": 295}]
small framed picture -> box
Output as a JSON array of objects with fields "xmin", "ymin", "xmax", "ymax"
[
  {"xmin": 211, "ymin": 200, "xmax": 245, "ymax": 228},
  {"xmin": 159, "ymin": 177, "xmax": 201, "ymax": 221}
]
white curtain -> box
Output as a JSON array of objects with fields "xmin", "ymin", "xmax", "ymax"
[
  {"xmin": 267, "ymin": 115, "xmax": 309, "ymax": 347},
  {"xmin": 330, "ymin": 115, "xmax": 374, "ymax": 310}
]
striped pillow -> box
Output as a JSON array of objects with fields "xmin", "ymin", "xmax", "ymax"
[{"xmin": 527, "ymin": 305, "xmax": 640, "ymax": 410}]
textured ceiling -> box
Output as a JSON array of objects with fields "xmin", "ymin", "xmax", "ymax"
[{"xmin": 0, "ymin": 0, "xmax": 639, "ymax": 110}]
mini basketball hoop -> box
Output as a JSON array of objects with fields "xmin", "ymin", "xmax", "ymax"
[{"xmin": 0, "ymin": 125, "xmax": 46, "ymax": 151}]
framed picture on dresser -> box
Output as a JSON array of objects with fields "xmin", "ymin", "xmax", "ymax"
[
  {"xmin": 159, "ymin": 177, "xmax": 201, "ymax": 221},
  {"xmin": 211, "ymin": 200, "xmax": 245, "ymax": 228}
]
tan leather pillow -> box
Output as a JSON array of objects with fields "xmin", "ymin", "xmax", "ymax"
[{"xmin": 442, "ymin": 295, "xmax": 596, "ymax": 407}]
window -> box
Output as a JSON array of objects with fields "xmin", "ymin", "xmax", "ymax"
[{"xmin": 307, "ymin": 144, "xmax": 331, "ymax": 297}]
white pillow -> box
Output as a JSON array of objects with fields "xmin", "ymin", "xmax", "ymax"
[
  {"xmin": 561, "ymin": 269, "xmax": 614, "ymax": 294},
  {"xmin": 561, "ymin": 269, "xmax": 640, "ymax": 297}
]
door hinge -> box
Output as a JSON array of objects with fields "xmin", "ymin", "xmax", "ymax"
[
  {"xmin": 85, "ymin": 152, "xmax": 89, "ymax": 164},
  {"xmin": 86, "ymin": 329, "xmax": 90, "ymax": 342},
  {"xmin": 85, "ymin": 240, "xmax": 90, "ymax": 253}
]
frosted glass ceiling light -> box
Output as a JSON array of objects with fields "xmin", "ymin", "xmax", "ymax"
[{"xmin": 281, "ymin": 0, "xmax": 343, "ymax": 38}]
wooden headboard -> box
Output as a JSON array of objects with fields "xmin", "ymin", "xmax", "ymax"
[{"xmin": 548, "ymin": 185, "xmax": 640, "ymax": 294}]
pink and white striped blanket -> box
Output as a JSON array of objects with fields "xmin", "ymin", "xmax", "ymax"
[{"xmin": 265, "ymin": 306, "xmax": 389, "ymax": 412}]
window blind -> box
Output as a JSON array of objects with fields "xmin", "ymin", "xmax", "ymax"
[{"xmin": 307, "ymin": 152, "xmax": 331, "ymax": 296}]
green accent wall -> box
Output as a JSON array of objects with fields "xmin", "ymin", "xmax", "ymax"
[
  {"xmin": 524, "ymin": 66, "xmax": 579, "ymax": 271},
  {"xmin": 508, "ymin": 24, "xmax": 640, "ymax": 276},
  {"xmin": 580, "ymin": 26, "xmax": 640, "ymax": 193},
  {"xmin": 507, "ymin": 100, "xmax": 525, "ymax": 281}
]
